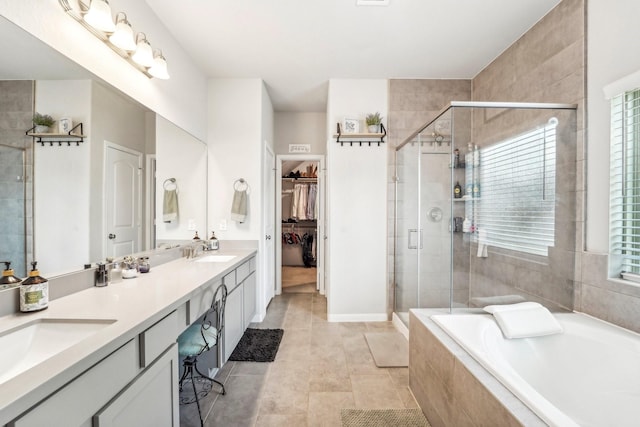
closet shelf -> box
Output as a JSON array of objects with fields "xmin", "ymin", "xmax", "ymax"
[
  {"xmin": 26, "ymin": 123, "xmax": 85, "ymax": 146},
  {"xmin": 282, "ymin": 177, "xmax": 317, "ymax": 182},
  {"xmin": 334, "ymin": 122, "xmax": 386, "ymax": 146}
]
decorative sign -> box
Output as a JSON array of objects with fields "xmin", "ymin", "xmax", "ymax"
[{"xmin": 289, "ymin": 144, "xmax": 311, "ymax": 153}]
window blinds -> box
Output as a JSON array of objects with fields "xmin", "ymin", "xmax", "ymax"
[
  {"xmin": 475, "ymin": 119, "xmax": 557, "ymax": 256},
  {"xmin": 610, "ymin": 89, "xmax": 640, "ymax": 274}
]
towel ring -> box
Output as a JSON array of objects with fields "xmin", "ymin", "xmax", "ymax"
[
  {"xmin": 163, "ymin": 178, "xmax": 178, "ymax": 191},
  {"xmin": 234, "ymin": 178, "xmax": 249, "ymax": 192}
]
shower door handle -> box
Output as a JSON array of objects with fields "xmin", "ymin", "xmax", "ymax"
[{"xmin": 408, "ymin": 229, "xmax": 422, "ymax": 249}]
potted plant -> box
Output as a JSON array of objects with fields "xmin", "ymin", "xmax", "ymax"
[
  {"xmin": 365, "ymin": 112, "xmax": 383, "ymax": 133},
  {"xmin": 33, "ymin": 113, "xmax": 55, "ymax": 133}
]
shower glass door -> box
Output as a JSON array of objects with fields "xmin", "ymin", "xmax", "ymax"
[
  {"xmin": 394, "ymin": 134, "xmax": 420, "ymax": 324},
  {"xmin": 0, "ymin": 145, "xmax": 27, "ymax": 277}
]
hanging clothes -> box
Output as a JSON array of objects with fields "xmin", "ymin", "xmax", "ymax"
[
  {"xmin": 291, "ymin": 183, "xmax": 309, "ymax": 220},
  {"xmin": 302, "ymin": 232, "xmax": 316, "ymax": 267},
  {"xmin": 306, "ymin": 184, "xmax": 317, "ymax": 220}
]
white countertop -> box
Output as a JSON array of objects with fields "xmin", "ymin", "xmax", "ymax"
[{"xmin": 0, "ymin": 248, "xmax": 257, "ymax": 424}]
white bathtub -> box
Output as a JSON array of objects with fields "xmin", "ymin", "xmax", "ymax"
[{"xmin": 429, "ymin": 312, "xmax": 640, "ymax": 427}]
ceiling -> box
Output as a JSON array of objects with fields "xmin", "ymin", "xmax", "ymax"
[{"xmin": 146, "ymin": 0, "xmax": 561, "ymax": 112}]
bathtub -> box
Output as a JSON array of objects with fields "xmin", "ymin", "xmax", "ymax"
[{"xmin": 427, "ymin": 311, "xmax": 640, "ymax": 427}]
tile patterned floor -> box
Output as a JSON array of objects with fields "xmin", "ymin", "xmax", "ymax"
[{"xmin": 179, "ymin": 292, "xmax": 417, "ymax": 426}]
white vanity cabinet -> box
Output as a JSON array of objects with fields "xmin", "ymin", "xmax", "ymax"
[
  {"xmin": 8, "ymin": 311, "xmax": 182, "ymax": 427},
  {"xmin": 223, "ymin": 256, "xmax": 257, "ymax": 362}
]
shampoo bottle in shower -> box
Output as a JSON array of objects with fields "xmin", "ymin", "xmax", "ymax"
[
  {"xmin": 20, "ymin": 261, "xmax": 48, "ymax": 312},
  {"xmin": 463, "ymin": 217, "xmax": 471, "ymax": 233},
  {"xmin": 454, "ymin": 182, "xmax": 462, "ymax": 199}
]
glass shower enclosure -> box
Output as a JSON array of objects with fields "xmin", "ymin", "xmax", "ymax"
[{"xmin": 394, "ymin": 102, "xmax": 577, "ymax": 324}]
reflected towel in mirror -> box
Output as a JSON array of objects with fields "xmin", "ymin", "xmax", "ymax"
[{"xmin": 163, "ymin": 189, "xmax": 179, "ymax": 222}]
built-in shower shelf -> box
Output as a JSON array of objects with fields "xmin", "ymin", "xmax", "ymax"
[{"xmin": 26, "ymin": 123, "xmax": 85, "ymax": 146}]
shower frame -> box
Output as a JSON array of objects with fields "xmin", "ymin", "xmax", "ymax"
[{"xmin": 393, "ymin": 101, "xmax": 578, "ymax": 322}]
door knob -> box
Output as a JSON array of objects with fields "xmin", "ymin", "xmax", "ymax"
[
  {"xmin": 108, "ymin": 233, "xmax": 116, "ymax": 240},
  {"xmin": 266, "ymin": 235, "xmax": 272, "ymax": 240}
]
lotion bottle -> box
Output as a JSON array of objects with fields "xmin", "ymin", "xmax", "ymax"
[
  {"xmin": 209, "ymin": 231, "xmax": 219, "ymax": 250},
  {"xmin": 20, "ymin": 261, "xmax": 48, "ymax": 312}
]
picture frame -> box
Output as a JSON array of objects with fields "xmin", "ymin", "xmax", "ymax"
[
  {"xmin": 343, "ymin": 118, "xmax": 359, "ymax": 134},
  {"xmin": 58, "ymin": 117, "xmax": 73, "ymax": 134}
]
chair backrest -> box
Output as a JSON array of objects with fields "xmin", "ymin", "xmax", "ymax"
[{"xmin": 198, "ymin": 283, "xmax": 227, "ymax": 355}]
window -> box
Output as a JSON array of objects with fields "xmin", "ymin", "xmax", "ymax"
[
  {"xmin": 610, "ymin": 88, "xmax": 640, "ymax": 276},
  {"xmin": 474, "ymin": 118, "xmax": 557, "ymax": 256}
]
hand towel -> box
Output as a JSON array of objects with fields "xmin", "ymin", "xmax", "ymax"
[
  {"xmin": 163, "ymin": 189, "xmax": 179, "ymax": 223},
  {"xmin": 231, "ymin": 189, "xmax": 247, "ymax": 223},
  {"xmin": 485, "ymin": 302, "xmax": 563, "ymax": 339}
]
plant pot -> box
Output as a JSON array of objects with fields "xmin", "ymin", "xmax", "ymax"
[
  {"xmin": 367, "ymin": 125, "xmax": 379, "ymax": 133},
  {"xmin": 34, "ymin": 125, "xmax": 50, "ymax": 133}
]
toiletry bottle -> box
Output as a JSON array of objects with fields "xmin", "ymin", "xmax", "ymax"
[
  {"xmin": 473, "ymin": 179, "xmax": 481, "ymax": 198},
  {"xmin": 0, "ymin": 261, "xmax": 22, "ymax": 287},
  {"xmin": 209, "ymin": 231, "xmax": 219, "ymax": 250},
  {"xmin": 138, "ymin": 257, "xmax": 150, "ymax": 273},
  {"xmin": 462, "ymin": 217, "xmax": 471, "ymax": 233},
  {"xmin": 20, "ymin": 262, "xmax": 48, "ymax": 312},
  {"xmin": 453, "ymin": 149, "xmax": 460, "ymax": 168},
  {"xmin": 95, "ymin": 262, "xmax": 108, "ymax": 287},
  {"xmin": 453, "ymin": 181, "xmax": 462, "ymax": 199}
]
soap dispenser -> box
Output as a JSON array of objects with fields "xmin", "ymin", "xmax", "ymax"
[
  {"xmin": 0, "ymin": 261, "xmax": 22, "ymax": 287},
  {"xmin": 208, "ymin": 231, "xmax": 219, "ymax": 250},
  {"xmin": 20, "ymin": 261, "xmax": 48, "ymax": 312}
]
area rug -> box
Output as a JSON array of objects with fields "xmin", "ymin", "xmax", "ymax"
[
  {"xmin": 341, "ymin": 409, "xmax": 431, "ymax": 427},
  {"xmin": 228, "ymin": 328, "xmax": 284, "ymax": 362},
  {"xmin": 364, "ymin": 332, "xmax": 409, "ymax": 367}
]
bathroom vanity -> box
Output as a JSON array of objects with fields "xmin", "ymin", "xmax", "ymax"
[{"xmin": 0, "ymin": 249, "xmax": 257, "ymax": 427}]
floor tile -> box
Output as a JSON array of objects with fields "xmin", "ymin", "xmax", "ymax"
[{"xmin": 189, "ymin": 292, "xmax": 420, "ymax": 426}]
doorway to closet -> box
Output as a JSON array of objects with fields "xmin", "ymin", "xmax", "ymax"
[{"xmin": 276, "ymin": 155, "xmax": 324, "ymax": 295}]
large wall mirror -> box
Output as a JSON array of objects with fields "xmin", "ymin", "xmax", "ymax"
[{"xmin": 0, "ymin": 16, "xmax": 207, "ymax": 278}]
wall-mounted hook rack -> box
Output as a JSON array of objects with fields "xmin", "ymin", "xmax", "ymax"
[
  {"xmin": 334, "ymin": 122, "xmax": 386, "ymax": 147},
  {"xmin": 26, "ymin": 123, "xmax": 86, "ymax": 146}
]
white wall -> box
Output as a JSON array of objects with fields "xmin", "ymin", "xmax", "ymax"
[
  {"xmin": 587, "ymin": 0, "xmax": 640, "ymax": 252},
  {"xmin": 207, "ymin": 78, "xmax": 265, "ymax": 241},
  {"xmin": 0, "ymin": 0, "xmax": 208, "ymax": 140},
  {"xmin": 274, "ymin": 112, "xmax": 327, "ymax": 155},
  {"xmin": 34, "ymin": 80, "xmax": 91, "ymax": 276},
  {"xmin": 156, "ymin": 115, "xmax": 208, "ymax": 241},
  {"xmin": 326, "ymin": 79, "xmax": 388, "ymax": 321}
]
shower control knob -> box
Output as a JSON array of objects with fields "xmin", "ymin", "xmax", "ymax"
[
  {"xmin": 108, "ymin": 233, "xmax": 116, "ymax": 240},
  {"xmin": 266, "ymin": 235, "xmax": 272, "ymax": 240}
]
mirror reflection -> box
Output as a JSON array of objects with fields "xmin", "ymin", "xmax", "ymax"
[{"xmin": 0, "ymin": 16, "xmax": 207, "ymax": 278}]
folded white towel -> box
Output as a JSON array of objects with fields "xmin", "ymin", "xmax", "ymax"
[{"xmin": 489, "ymin": 304, "xmax": 563, "ymax": 339}]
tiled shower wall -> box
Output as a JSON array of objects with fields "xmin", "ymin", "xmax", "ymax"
[
  {"xmin": 387, "ymin": 80, "xmax": 471, "ymax": 316},
  {"xmin": 470, "ymin": 0, "xmax": 586, "ymax": 311},
  {"xmin": 0, "ymin": 80, "xmax": 33, "ymax": 277},
  {"xmin": 388, "ymin": 0, "xmax": 589, "ymax": 317}
]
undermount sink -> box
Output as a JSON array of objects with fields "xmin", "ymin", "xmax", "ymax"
[
  {"xmin": 0, "ymin": 318, "xmax": 115, "ymax": 385},
  {"xmin": 194, "ymin": 255, "xmax": 236, "ymax": 263}
]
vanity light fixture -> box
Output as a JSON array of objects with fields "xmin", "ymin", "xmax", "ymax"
[
  {"xmin": 131, "ymin": 33, "xmax": 155, "ymax": 67},
  {"xmin": 83, "ymin": 0, "xmax": 115, "ymax": 32},
  {"xmin": 108, "ymin": 13, "xmax": 136, "ymax": 52},
  {"xmin": 149, "ymin": 50, "xmax": 170, "ymax": 80},
  {"xmin": 58, "ymin": 0, "xmax": 169, "ymax": 79}
]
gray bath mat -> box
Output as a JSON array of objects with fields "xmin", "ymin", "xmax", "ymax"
[
  {"xmin": 228, "ymin": 328, "xmax": 283, "ymax": 362},
  {"xmin": 341, "ymin": 408, "xmax": 431, "ymax": 427},
  {"xmin": 364, "ymin": 332, "xmax": 409, "ymax": 367}
]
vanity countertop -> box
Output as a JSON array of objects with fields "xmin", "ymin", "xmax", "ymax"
[{"xmin": 0, "ymin": 248, "xmax": 257, "ymax": 424}]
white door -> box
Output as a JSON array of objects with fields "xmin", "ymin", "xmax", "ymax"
[
  {"xmin": 105, "ymin": 143, "xmax": 142, "ymax": 258},
  {"xmin": 263, "ymin": 143, "xmax": 276, "ymax": 308}
]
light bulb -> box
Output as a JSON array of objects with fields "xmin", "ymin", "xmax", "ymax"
[
  {"xmin": 109, "ymin": 14, "xmax": 136, "ymax": 51},
  {"xmin": 84, "ymin": 0, "xmax": 115, "ymax": 32},
  {"xmin": 132, "ymin": 35, "xmax": 154, "ymax": 67},
  {"xmin": 149, "ymin": 52, "xmax": 170, "ymax": 79}
]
